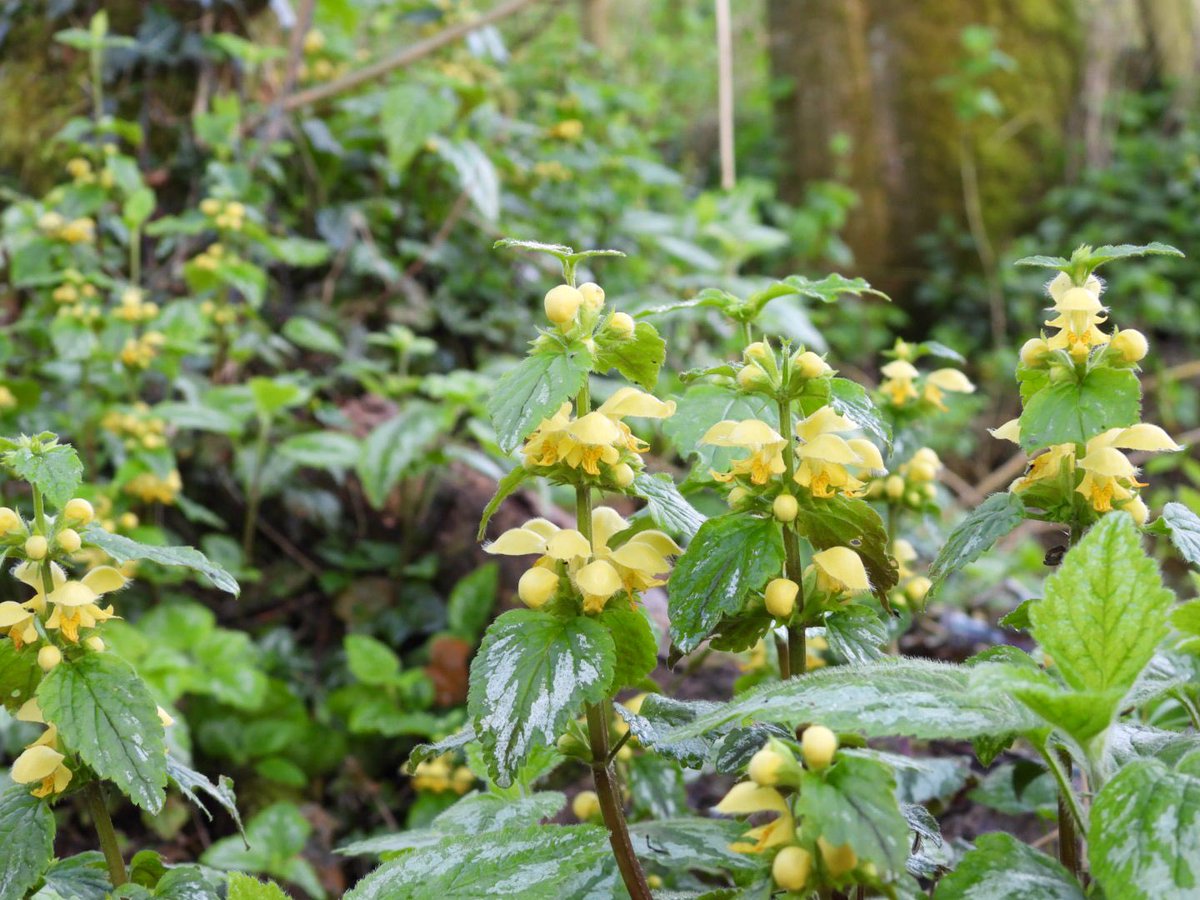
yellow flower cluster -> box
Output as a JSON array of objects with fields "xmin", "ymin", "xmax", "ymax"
[
  {"xmin": 120, "ymin": 331, "xmax": 166, "ymax": 369},
  {"xmin": 192, "ymin": 242, "xmax": 227, "ymax": 271},
  {"xmin": 102, "ymin": 404, "xmax": 167, "ymax": 451},
  {"xmin": 411, "ymin": 754, "xmax": 475, "ymax": 795},
  {"xmin": 868, "ymin": 447, "xmax": 941, "ymax": 509},
  {"xmin": 38, "ymin": 212, "xmax": 95, "ymax": 244},
  {"xmin": 50, "ymin": 272, "xmax": 99, "ymax": 305},
  {"xmin": 890, "ymin": 539, "xmax": 931, "ymax": 608},
  {"xmin": 199, "ymin": 299, "xmax": 239, "ymax": 326},
  {"xmin": 1043, "ymin": 273, "xmax": 1109, "ymax": 359},
  {"xmin": 123, "ymin": 469, "xmax": 182, "ymax": 505},
  {"xmin": 113, "ymin": 287, "xmax": 159, "ymax": 323},
  {"xmin": 547, "ymin": 119, "xmax": 584, "ymax": 141},
  {"xmin": 11, "ymin": 699, "xmax": 72, "ymax": 798},
  {"xmin": 878, "ymin": 358, "xmax": 975, "ymax": 411},
  {"xmin": 523, "ymin": 388, "xmax": 674, "ymax": 486},
  {"xmin": 485, "ymin": 507, "xmax": 680, "ymax": 614},
  {"xmin": 64, "ymin": 156, "xmax": 113, "ymax": 189},
  {"xmin": 0, "ymin": 386, "xmax": 16, "ymax": 411},
  {"xmin": 199, "ymin": 198, "xmax": 246, "ymax": 232}
]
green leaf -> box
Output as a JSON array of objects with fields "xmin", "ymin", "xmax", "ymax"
[
  {"xmin": 1090, "ymin": 757, "xmax": 1200, "ymax": 898},
  {"xmin": 1013, "ymin": 254, "xmax": 1071, "ymax": 269},
  {"xmin": 848, "ymin": 749, "xmax": 968, "ymax": 805},
  {"xmin": 38, "ymin": 653, "xmax": 168, "ymax": 812},
  {"xmin": 431, "ymin": 791, "xmax": 566, "ymax": 835},
  {"xmin": 749, "ymin": 273, "xmax": 889, "ymax": 314},
  {"xmin": 433, "ymin": 139, "xmax": 499, "ymax": 221},
  {"xmin": 381, "ymin": 84, "xmax": 456, "ymax": 172},
  {"xmin": 600, "ymin": 607, "xmax": 659, "ymax": 691},
  {"xmin": 357, "ymin": 402, "xmax": 451, "ymax": 508},
  {"xmin": 39, "ymin": 851, "xmax": 111, "ymax": 899},
  {"xmin": 615, "ymin": 694, "xmax": 718, "ymax": 768},
  {"xmin": 0, "ymin": 639, "xmax": 40, "ymax": 713},
  {"xmin": 4, "ymin": 443, "xmax": 83, "ymax": 508},
  {"xmin": 493, "ymin": 238, "xmax": 574, "ymax": 259},
  {"xmin": 1079, "ymin": 241, "xmax": 1184, "ymax": 270},
  {"xmin": 226, "ymin": 873, "xmax": 290, "ymax": 900},
  {"xmin": 81, "ymin": 525, "xmax": 240, "ymax": 596},
  {"xmin": 0, "ymin": 785, "xmax": 55, "ymax": 900},
  {"xmin": 629, "ymin": 818, "xmax": 762, "ymax": 879},
  {"xmin": 345, "ymin": 825, "xmax": 610, "ymax": 900},
  {"xmin": 248, "ymin": 378, "xmax": 306, "ymax": 418},
  {"xmin": 932, "ymin": 832, "xmax": 1083, "ymax": 899},
  {"xmin": 166, "ymin": 755, "xmax": 244, "ymax": 842},
  {"xmin": 153, "ymin": 402, "xmax": 245, "ymax": 436},
  {"xmin": 794, "ymin": 493, "xmax": 897, "ymax": 603},
  {"xmin": 405, "ymin": 727, "xmax": 477, "ymax": 773},
  {"xmin": 827, "ymin": 378, "xmax": 892, "ymax": 450},
  {"xmin": 662, "ymin": 384, "xmax": 776, "ymax": 474},
  {"xmin": 653, "ymin": 658, "xmax": 1039, "ymax": 743},
  {"xmin": 593, "ymin": 321, "xmax": 666, "ymax": 390},
  {"xmin": 345, "ymin": 634, "xmax": 402, "ymax": 685},
  {"xmin": 1031, "ymin": 512, "xmax": 1173, "ymax": 695},
  {"xmin": 447, "ymin": 564, "xmax": 497, "ymax": 641},
  {"xmin": 282, "ymin": 317, "xmax": 344, "ymax": 355},
  {"xmin": 468, "ymin": 610, "xmax": 614, "ymax": 786},
  {"xmin": 630, "ymin": 472, "xmax": 705, "ymax": 540},
  {"xmin": 277, "ymin": 431, "xmax": 361, "ymax": 471},
  {"xmin": 262, "ymin": 236, "xmax": 330, "ymax": 267},
  {"xmin": 488, "ymin": 347, "xmax": 592, "ymax": 454},
  {"xmin": 122, "ymin": 188, "xmax": 155, "ymax": 229},
  {"xmin": 929, "ymin": 493, "xmax": 1026, "ymax": 593},
  {"xmin": 1159, "ymin": 502, "xmax": 1200, "ymax": 570},
  {"xmin": 1018, "ymin": 368, "xmax": 1140, "ymax": 451},
  {"xmin": 668, "ymin": 513, "xmax": 784, "ymax": 654},
  {"xmin": 477, "ymin": 468, "xmax": 532, "ymax": 540},
  {"xmin": 801, "ymin": 754, "xmax": 909, "ymax": 875},
  {"xmin": 202, "ymin": 803, "xmax": 323, "ymax": 898},
  {"xmin": 822, "ymin": 607, "xmax": 888, "ymax": 664}
]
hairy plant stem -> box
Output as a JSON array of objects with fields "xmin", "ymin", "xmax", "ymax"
[
  {"xmin": 86, "ymin": 782, "xmax": 127, "ymax": 886},
  {"xmin": 574, "ymin": 381, "xmax": 651, "ymax": 900},
  {"xmin": 777, "ymin": 396, "xmax": 806, "ymax": 677}
]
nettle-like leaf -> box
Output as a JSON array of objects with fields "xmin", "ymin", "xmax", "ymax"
[
  {"xmin": 822, "ymin": 607, "xmax": 888, "ymax": 665},
  {"xmin": 929, "ymin": 492, "xmax": 1026, "ymax": 594},
  {"xmin": 1090, "ymin": 756, "xmax": 1200, "ymax": 898},
  {"xmin": 467, "ymin": 610, "xmax": 614, "ymax": 786},
  {"xmin": 748, "ymin": 273, "xmax": 890, "ymax": 316},
  {"xmin": 227, "ymin": 872, "xmax": 291, "ymax": 900},
  {"xmin": 794, "ymin": 493, "xmax": 897, "ymax": 603},
  {"xmin": 662, "ymin": 384, "xmax": 777, "ymax": 474},
  {"xmin": 4, "ymin": 443, "xmax": 83, "ymax": 507},
  {"xmin": 166, "ymin": 755, "xmax": 245, "ymax": 841},
  {"xmin": 39, "ymin": 852, "xmax": 111, "ymax": 899},
  {"xmin": 801, "ymin": 754, "xmax": 909, "ymax": 876},
  {"xmin": 932, "ymin": 832, "xmax": 1083, "ymax": 899},
  {"xmin": 593, "ymin": 321, "xmax": 665, "ymax": 390},
  {"xmin": 488, "ymin": 344, "xmax": 593, "ymax": 454},
  {"xmin": 614, "ymin": 694, "xmax": 720, "ymax": 769},
  {"xmin": 1030, "ymin": 512, "xmax": 1173, "ymax": 696},
  {"xmin": 630, "ymin": 472, "xmax": 705, "ymax": 540},
  {"xmin": 345, "ymin": 825, "xmax": 611, "ymax": 900},
  {"xmin": 629, "ymin": 818, "xmax": 763, "ymax": 881},
  {"xmin": 0, "ymin": 639, "xmax": 40, "ymax": 713},
  {"xmin": 477, "ymin": 467, "xmax": 533, "ymax": 540},
  {"xmin": 406, "ymin": 727, "xmax": 477, "ymax": 773},
  {"xmin": 81, "ymin": 525, "xmax": 239, "ymax": 596},
  {"xmin": 493, "ymin": 238, "xmax": 625, "ymax": 264},
  {"xmin": 1156, "ymin": 502, "xmax": 1200, "ymax": 570},
  {"xmin": 668, "ymin": 513, "xmax": 785, "ymax": 654},
  {"xmin": 827, "ymin": 377, "xmax": 892, "ymax": 450},
  {"xmin": 1014, "ymin": 242, "xmax": 1182, "ymax": 273},
  {"xmin": 1018, "ymin": 367, "xmax": 1140, "ymax": 451},
  {"xmin": 38, "ymin": 653, "xmax": 168, "ymax": 812},
  {"xmin": 0, "ymin": 785, "xmax": 55, "ymax": 900},
  {"xmin": 651, "ymin": 658, "xmax": 1039, "ymax": 743},
  {"xmin": 599, "ymin": 607, "xmax": 659, "ymax": 692}
]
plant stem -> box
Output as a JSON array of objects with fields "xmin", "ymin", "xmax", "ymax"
[
  {"xmin": 777, "ymin": 396, "xmax": 806, "ymax": 677},
  {"xmin": 85, "ymin": 781, "xmax": 127, "ymax": 886},
  {"xmin": 1042, "ymin": 743, "xmax": 1085, "ymax": 877},
  {"xmin": 241, "ymin": 417, "xmax": 271, "ymax": 559}
]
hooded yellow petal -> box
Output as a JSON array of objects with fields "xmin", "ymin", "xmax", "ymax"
[
  {"xmin": 813, "ymin": 547, "xmax": 871, "ymax": 593},
  {"xmin": 11, "ymin": 744, "xmax": 65, "ymax": 784},
  {"xmin": 630, "ymin": 531, "xmax": 683, "ymax": 557},
  {"xmin": 926, "ymin": 369, "xmax": 975, "ymax": 393},
  {"xmin": 566, "ymin": 411, "xmax": 622, "ymax": 445},
  {"xmin": 714, "ymin": 782, "xmax": 788, "ymax": 816},
  {"xmin": 609, "ymin": 542, "xmax": 670, "ymax": 575},
  {"xmin": 0, "ymin": 601, "xmax": 31, "ymax": 627},
  {"xmin": 1055, "ymin": 286, "xmax": 1103, "ymax": 314},
  {"xmin": 544, "ymin": 529, "xmax": 592, "ymax": 561},
  {"xmin": 574, "ymin": 560, "xmax": 624, "ymax": 599},
  {"xmin": 1110, "ymin": 423, "xmax": 1182, "ymax": 453},
  {"xmin": 727, "ymin": 419, "xmax": 785, "ymax": 447},
  {"xmin": 798, "ymin": 434, "xmax": 863, "ymax": 465},
  {"xmin": 81, "ymin": 566, "xmax": 127, "ymax": 596},
  {"xmin": 701, "ymin": 420, "xmax": 740, "ymax": 445},
  {"xmin": 14, "ymin": 561, "xmax": 66, "ymax": 594},
  {"xmin": 591, "ymin": 507, "xmax": 630, "ymax": 550},
  {"xmin": 794, "ymin": 406, "xmax": 855, "ymax": 442},
  {"xmin": 16, "ymin": 698, "xmax": 43, "ymax": 723},
  {"xmin": 598, "ymin": 388, "xmax": 676, "ymax": 419},
  {"xmin": 522, "ymin": 518, "xmax": 562, "ymax": 540},
  {"xmin": 484, "ymin": 528, "xmax": 548, "ymax": 556},
  {"xmin": 880, "ymin": 360, "xmax": 920, "ymax": 381},
  {"xmin": 1079, "ymin": 447, "xmax": 1137, "ymax": 479},
  {"xmin": 989, "ymin": 419, "xmax": 1021, "ymax": 444},
  {"xmin": 847, "ymin": 439, "xmax": 885, "ymax": 472},
  {"xmin": 47, "ymin": 581, "xmax": 98, "ymax": 609}
]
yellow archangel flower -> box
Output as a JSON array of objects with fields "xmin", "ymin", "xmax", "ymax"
[
  {"xmin": 11, "ymin": 698, "xmax": 72, "ymax": 798},
  {"xmin": 522, "ymin": 388, "xmax": 675, "ymax": 476},
  {"xmin": 715, "ymin": 782, "xmax": 796, "ymax": 854},
  {"xmin": 41, "ymin": 566, "xmax": 127, "ymax": 643},
  {"xmin": 793, "ymin": 407, "xmax": 885, "ymax": 499},
  {"xmin": 879, "ymin": 360, "xmax": 975, "ymax": 410},
  {"xmin": 1045, "ymin": 281, "xmax": 1109, "ymax": 358},
  {"xmin": 485, "ymin": 508, "xmax": 681, "ymax": 614},
  {"xmin": 703, "ymin": 419, "xmax": 787, "ymax": 485},
  {"xmin": 0, "ymin": 560, "xmax": 69, "ymax": 649},
  {"xmin": 810, "ymin": 546, "xmax": 871, "ymax": 597}
]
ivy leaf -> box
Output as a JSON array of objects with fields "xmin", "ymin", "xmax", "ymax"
[
  {"xmin": 793, "ymin": 493, "xmax": 897, "ymax": 603},
  {"xmin": 653, "ymin": 658, "xmax": 1040, "ymax": 743},
  {"xmin": 599, "ymin": 607, "xmax": 659, "ymax": 692},
  {"xmin": 668, "ymin": 513, "xmax": 785, "ymax": 654},
  {"xmin": 0, "ymin": 639, "xmax": 40, "ymax": 713},
  {"xmin": 488, "ymin": 346, "xmax": 592, "ymax": 454},
  {"xmin": 630, "ymin": 472, "xmax": 705, "ymax": 540},
  {"xmin": 38, "ymin": 653, "xmax": 168, "ymax": 813},
  {"xmin": 929, "ymin": 493, "xmax": 1026, "ymax": 594},
  {"xmin": 468, "ymin": 610, "xmax": 614, "ymax": 786},
  {"xmin": 827, "ymin": 378, "xmax": 892, "ymax": 450},
  {"xmin": 166, "ymin": 755, "xmax": 245, "ymax": 842},
  {"xmin": 593, "ymin": 321, "xmax": 666, "ymax": 390},
  {"xmin": 1031, "ymin": 512, "xmax": 1173, "ymax": 696},
  {"xmin": 1018, "ymin": 368, "xmax": 1140, "ymax": 451},
  {"xmin": 1090, "ymin": 757, "xmax": 1200, "ymax": 898},
  {"xmin": 81, "ymin": 525, "xmax": 239, "ymax": 596},
  {"xmin": 3, "ymin": 443, "xmax": 83, "ymax": 507},
  {"xmin": 801, "ymin": 754, "xmax": 909, "ymax": 875},
  {"xmin": 932, "ymin": 832, "xmax": 1084, "ymax": 899},
  {"xmin": 662, "ymin": 384, "xmax": 776, "ymax": 474},
  {"xmin": 1157, "ymin": 502, "xmax": 1200, "ymax": 570},
  {"xmin": 477, "ymin": 468, "xmax": 532, "ymax": 540},
  {"xmin": 0, "ymin": 785, "xmax": 55, "ymax": 900},
  {"xmin": 345, "ymin": 825, "xmax": 611, "ymax": 900}
]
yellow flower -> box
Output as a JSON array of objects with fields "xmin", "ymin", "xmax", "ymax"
[
  {"xmin": 12, "ymin": 700, "xmax": 71, "ymax": 798},
  {"xmin": 922, "ymin": 368, "xmax": 975, "ymax": 411},
  {"xmin": 879, "ymin": 360, "xmax": 920, "ymax": 406},
  {"xmin": 811, "ymin": 547, "xmax": 870, "ymax": 596},
  {"xmin": 793, "ymin": 407, "xmax": 883, "ymax": 498},
  {"xmin": 991, "ymin": 420, "xmax": 1076, "ymax": 491},
  {"xmin": 1076, "ymin": 425, "xmax": 1180, "ymax": 513},
  {"xmin": 1045, "ymin": 285, "xmax": 1109, "ymax": 357},
  {"xmin": 44, "ymin": 566, "xmax": 127, "ymax": 643},
  {"xmin": 715, "ymin": 782, "xmax": 795, "ymax": 854},
  {"xmin": 703, "ymin": 419, "xmax": 787, "ymax": 485}
]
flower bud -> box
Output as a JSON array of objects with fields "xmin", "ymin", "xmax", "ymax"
[
  {"xmin": 199, "ymin": 198, "xmax": 221, "ymax": 217},
  {"xmin": 772, "ymin": 846, "xmax": 813, "ymax": 892},
  {"xmin": 737, "ymin": 365, "xmax": 769, "ymax": 391},
  {"xmin": 611, "ymin": 463, "xmax": 635, "ymax": 489},
  {"xmin": 744, "ymin": 341, "xmax": 771, "ymax": 362},
  {"xmin": 905, "ymin": 576, "xmax": 932, "ymax": 604},
  {"xmin": 727, "ymin": 487, "xmax": 750, "ymax": 508},
  {"xmin": 1123, "ymin": 495, "xmax": 1148, "ymax": 526},
  {"xmin": 544, "ymin": 285, "xmax": 583, "ymax": 324},
  {"xmin": 609, "ymin": 312, "xmax": 635, "ymax": 337},
  {"xmin": 817, "ymin": 837, "xmax": 858, "ymax": 877},
  {"xmin": 748, "ymin": 739, "xmax": 800, "ymax": 787},
  {"xmin": 884, "ymin": 475, "xmax": 905, "ymax": 501},
  {"xmin": 578, "ymin": 282, "xmax": 605, "ymax": 311},
  {"xmin": 57, "ymin": 528, "xmax": 81, "ymax": 554},
  {"xmin": 63, "ymin": 498, "xmax": 94, "ymax": 525},
  {"xmin": 38, "ymin": 645, "xmax": 62, "ymax": 672},
  {"xmin": 518, "ymin": 566, "xmax": 559, "ymax": 609},
  {"xmin": 0, "ymin": 507, "xmax": 22, "ymax": 533},
  {"xmin": 118, "ymin": 512, "xmax": 139, "ymax": 531},
  {"xmin": 801, "ymin": 725, "xmax": 838, "ymax": 770},
  {"xmin": 793, "ymin": 350, "xmax": 831, "ymax": 379},
  {"xmin": 772, "ymin": 494, "xmax": 798, "ymax": 523},
  {"xmin": 764, "ymin": 578, "xmax": 799, "ymax": 619},
  {"xmin": 1112, "ymin": 329, "xmax": 1148, "ymax": 363},
  {"xmin": 1019, "ymin": 338, "xmax": 1049, "ymax": 368},
  {"xmin": 24, "ymin": 535, "xmax": 48, "ymax": 560},
  {"xmin": 86, "ymin": 636, "xmax": 106, "ymax": 652},
  {"xmin": 557, "ymin": 731, "xmax": 590, "ymax": 759},
  {"xmin": 572, "ymin": 790, "xmax": 601, "ymax": 821}
]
